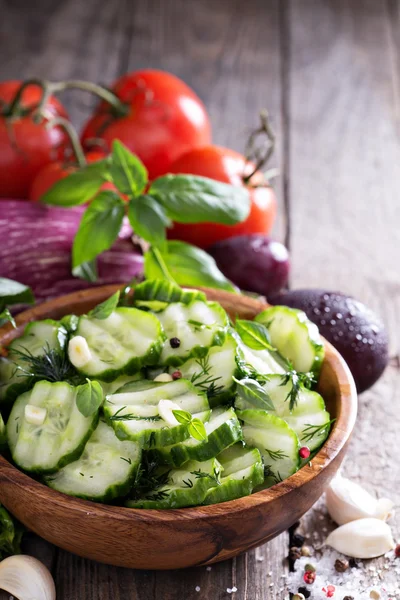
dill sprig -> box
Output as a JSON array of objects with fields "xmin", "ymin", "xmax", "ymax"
[
  {"xmin": 279, "ymin": 364, "xmax": 316, "ymax": 411},
  {"xmin": 131, "ymin": 455, "xmax": 171, "ymax": 501},
  {"xmin": 190, "ymin": 467, "xmax": 221, "ymax": 486},
  {"xmin": 264, "ymin": 448, "xmax": 288, "ymax": 461},
  {"xmin": 263, "ymin": 464, "xmax": 283, "ymax": 485},
  {"xmin": 10, "ymin": 343, "xmax": 79, "ymax": 384},
  {"xmin": 301, "ymin": 419, "xmax": 336, "ymax": 443},
  {"xmin": 190, "ymin": 355, "xmax": 224, "ymax": 399},
  {"xmin": 108, "ymin": 406, "xmax": 162, "ymax": 422}
]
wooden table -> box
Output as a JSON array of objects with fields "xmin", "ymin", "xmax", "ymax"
[{"xmin": 1, "ymin": 0, "xmax": 399, "ymax": 597}]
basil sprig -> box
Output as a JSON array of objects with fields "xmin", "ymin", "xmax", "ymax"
[
  {"xmin": 0, "ymin": 278, "xmax": 35, "ymax": 328},
  {"xmin": 235, "ymin": 319, "xmax": 275, "ymax": 351},
  {"xmin": 233, "ymin": 377, "xmax": 275, "ymax": 411},
  {"xmin": 41, "ymin": 140, "xmax": 249, "ymax": 291},
  {"xmin": 76, "ymin": 379, "xmax": 103, "ymax": 417}
]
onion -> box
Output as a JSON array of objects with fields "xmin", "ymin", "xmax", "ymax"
[{"xmin": 0, "ymin": 200, "xmax": 143, "ymax": 304}]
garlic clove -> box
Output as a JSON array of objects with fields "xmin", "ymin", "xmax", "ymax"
[
  {"xmin": 153, "ymin": 373, "xmax": 173, "ymax": 383},
  {"xmin": 68, "ymin": 336, "xmax": 92, "ymax": 368},
  {"xmin": 325, "ymin": 517, "xmax": 395, "ymax": 558},
  {"xmin": 325, "ymin": 472, "xmax": 393, "ymax": 525},
  {"xmin": 158, "ymin": 399, "xmax": 181, "ymax": 426},
  {"xmin": 0, "ymin": 554, "xmax": 56, "ymax": 600},
  {"xmin": 24, "ymin": 404, "xmax": 47, "ymax": 426},
  {"xmin": 376, "ymin": 497, "xmax": 394, "ymax": 521}
]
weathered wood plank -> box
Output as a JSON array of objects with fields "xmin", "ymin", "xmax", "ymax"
[{"xmin": 288, "ymin": 0, "xmax": 400, "ymax": 593}]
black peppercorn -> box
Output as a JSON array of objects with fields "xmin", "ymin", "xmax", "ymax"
[
  {"xmin": 289, "ymin": 546, "xmax": 302, "ymax": 561},
  {"xmin": 169, "ymin": 337, "xmax": 181, "ymax": 348},
  {"xmin": 343, "ymin": 597, "xmax": 354, "ymax": 600},
  {"xmin": 297, "ymin": 587, "xmax": 311, "ymax": 599},
  {"xmin": 292, "ymin": 533, "xmax": 305, "ymax": 547},
  {"xmin": 349, "ymin": 558, "xmax": 360, "ymax": 569}
]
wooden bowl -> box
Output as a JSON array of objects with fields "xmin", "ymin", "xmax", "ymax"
[{"xmin": 0, "ymin": 286, "xmax": 357, "ymax": 569}]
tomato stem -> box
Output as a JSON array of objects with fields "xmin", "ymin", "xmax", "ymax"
[
  {"xmin": 4, "ymin": 79, "xmax": 46, "ymax": 118},
  {"xmin": 48, "ymin": 80, "xmax": 129, "ymax": 117},
  {"xmin": 243, "ymin": 110, "xmax": 276, "ymax": 184},
  {"xmin": 46, "ymin": 117, "xmax": 87, "ymax": 168}
]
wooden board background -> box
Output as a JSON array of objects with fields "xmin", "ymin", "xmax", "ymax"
[{"xmin": 0, "ymin": 0, "xmax": 399, "ymax": 597}]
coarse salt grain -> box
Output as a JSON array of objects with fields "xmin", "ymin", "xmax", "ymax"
[
  {"xmin": 195, "ymin": 586, "xmax": 200, "ymax": 592},
  {"xmin": 206, "ymin": 566, "xmax": 212, "ymax": 571}
]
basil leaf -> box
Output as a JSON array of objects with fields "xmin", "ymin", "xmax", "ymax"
[
  {"xmin": 149, "ymin": 174, "xmax": 250, "ymax": 225},
  {"xmin": 0, "ymin": 308, "xmax": 16, "ymax": 328},
  {"xmin": 233, "ymin": 377, "xmax": 275, "ymax": 411},
  {"xmin": 76, "ymin": 379, "xmax": 103, "ymax": 417},
  {"xmin": 110, "ymin": 141, "xmax": 148, "ymax": 196},
  {"xmin": 235, "ymin": 319, "xmax": 275, "ymax": 351},
  {"xmin": 172, "ymin": 409, "xmax": 192, "ymax": 425},
  {"xmin": 134, "ymin": 279, "xmax": 206, "ymax": 305},
  {"xmin": 128, "ymin": 195, "xmax": 171, "ymax": 247},
  {"xmin": 72, "ymin": 191, "xmax": 125, "ymax": 270},
  {"xmin": 188, "ymin": 419, "xmax": 207, "ymax": 441},
  {"xmin": 72, "ymin": 260, "xmax": 98, "ymax": 283},
  {"xmin": 41, "ymin": 159, "xmax": 110, "ymax": 206},
  {"xmin": 0, "ymin": 278, "xmax": 34, "ymax": 306},
  {"xmin": 89, "ymin": 291, "xmax": 120, "ymax": 319},
  {"xmin": 144, "ymin": 241, "xmax": 236, "ymax": 292}
]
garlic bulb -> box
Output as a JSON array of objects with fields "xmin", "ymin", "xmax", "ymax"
[
  {"xmin": 325, "ymin": 518, "xmax": 395, "ymax": 558},
  {"xmin": 326, "ymin": 472, "xmax": 394, "ymax": 525},
  {"xmin": 0, "ymin": 554, "xmax": 56, "ymax": 600}
]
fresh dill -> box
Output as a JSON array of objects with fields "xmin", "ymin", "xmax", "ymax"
[
  {"xmin": 182, "ymin": 478, "xmax": 194, "ymax": 488},
  {"xmin": 120, "ymin": 456, "xmax": 132, "ymax": 465},
  {"xmin": 190, "ymin": 467, "xmax": 221, "ymax": 486},
  {"xmin": 10, "ymin": 343, "xmax": 79, "ymax": 384},
  {"xmin": 301, "ymin": 419, "xmax": 336, "ymax": 443},
  {"xmin": 144, "ymin": 490, "xmax": 170, "ymax": 501},
  {"xmin": 190, "ymin": 355, "xmax": 224, "ymax": 399},
  {"xmin": 279, "ymin": 364, "xmax": 316, "ymax": 411},
  {"xmin": 264, "ymin": 448, "xmax": 288, "ymax": 461},
  {"xmin": 131, "ymin": 455, "xmax": 171, "ymax": 501},
  {"xmin": 109, "ymin": 406, "xmax": 162, "ymax": 422},
  {"xmin": 263, "ymin": 464, "xmax": 283, "ymax": 485}
]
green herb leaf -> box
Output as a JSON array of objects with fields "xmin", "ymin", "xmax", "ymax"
[
  {"xmin": 110, "ymin": 141, "xmax": 148, "ymax": 196},
  {"xmin": 41, "ymin": 159, "xmax": 110, "ymax": 206},
  {"xmin": 280, "ymin": 367, "xmax": 316, "ymax": 411},
  {"xmin": 233, "ymin": 377, "xmax": 275, "ymax": 411},
  {"xmin": 128, "ymin": 195, "xmax": 171, "ymax": 247},
  {"xmin": 134, "ymin": 279, "xmax": 206, "ymax": 306},
  {"xmin": 188, "ymin": 418, "xmax": 208, "ymax": 441},
  {"xmin": 0, "ymin": 308, "xmax": 16, "ymax": 328},
  {"xmin": 76, "ymin": 379, "xmax": 103, "ymax": 417},
  {"xmin": 89, "ymin": 291, "xmax": 120, "ymax": 320},
  {"xmin": 72, "ymin": 260, "xmax": 98, "ymax": 283},
  {"xmin": 235, "ymin": 319, "xmax": 275, "ymax": 351},
  {"xmin": 149, "ymin": 174, "xmax": 250, "ymax": 225},
  {"xmin": 144, "ymin": 241, "xmax": 236, "ymax": 292},
  {"xmin": 0, "ymin": 504, "xmax": 24, "ymax": 560},
  {"xmin": 72, "ymin": 191, "xmax": 125, "ymax": 270},
  {"xmin": 0, "ymin": 278, "xmax": 34, "ymax": 307},
  {"xmin": 172, "ymin": 409, "xmax": 192, "ymax": 425}
]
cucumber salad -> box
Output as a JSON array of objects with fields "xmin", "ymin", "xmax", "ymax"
[{"xmin": 0, "ymin": 280, "xmax": 333, "ymax": 509}]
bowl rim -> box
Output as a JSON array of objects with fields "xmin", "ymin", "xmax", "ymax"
[{"xmin": 0, "ymin": 285, "xmax": 358, "ymax": 523}]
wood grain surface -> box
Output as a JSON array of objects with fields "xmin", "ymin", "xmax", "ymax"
[{"xmin": 0, "ymin": 0, "xmax": 399, "ymax": 597}]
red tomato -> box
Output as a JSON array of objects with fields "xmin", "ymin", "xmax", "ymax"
[
  {"xmin": 167, "ymin": 146, "xmax": 277, "ymax": 248},
  {"xmin": 81, "ymin": 70, "xmax": 211, "ymax": 180},
  {"xmin": 0, "ymin": 80, "xmax": 70, "ymax": 198},
  {"xmin": 29, "ymin": 151, "xmax": 107, "ymax": 202}
]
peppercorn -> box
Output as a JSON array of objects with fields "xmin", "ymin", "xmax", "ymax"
[
  {"xmin": 289, "ymin": 546, "xmax": 302, "ymax": 561},
  {"xmin": 301, "ymin": 546, "xmax": 311, "ymax": 557},
  {"xmin": 349, "ymin": 558, "xmax": 360, "ymax": 569},
  {"xmin": 303, "ymin": 571, "xmax": 316, "ymax": 585},
  {"xmin": 299, "ymin": 446, "xmax": 311, "ymax": 459},
  {"xmin": 369, "ymin": 591, "xmax": 380, "ymax": 600},
  {"xmin": 169, "ymin": 337, "xmax": 181, "ymax": 348},
  {"xmin": 326, "ymin": 585, "xmax": 335, "ymax": 598},
  {"xmin": 395, "ymin": 543, "xmax": 400, "ymax": 558},
  {"xmin": 334, "ymin": 558, "xmax": 349, "ymax": 573},
  {"xmin": 172, "ymin": 370, "xmax": 182, "ymax": 380},
  {"xmin": 304, "ymin": 563, "xmax": 316, "ymax": 573},
  {"xmin": 297, "ymin": 587, "xmax": 311, "ymax": 599},
  {"xmin": 343, "ymin": 596, "xmax": 354, "ymax": 600},
  {"xmin": 292, "ymin": 533, "xmax": 305, "ymax": 547}
]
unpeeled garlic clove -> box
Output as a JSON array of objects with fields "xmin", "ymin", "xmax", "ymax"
[
  {"xmin": 325, "ymin": 472, "xmax": 394, "ymax": 525},
  {"xmin": 0, "ymin": 554, "xmax": 56, "ymax": 600},
  {"xmin": 325, "ymin": 517, "xmax": 395, "ymax": 558}
]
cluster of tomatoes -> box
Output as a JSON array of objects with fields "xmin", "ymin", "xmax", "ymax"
[{"xmin": 0, "ymin": 70, "xmax": 276, "ymax": 249}]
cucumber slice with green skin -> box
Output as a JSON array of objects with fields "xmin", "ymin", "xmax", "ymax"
[
  {"xmin": 44, "ymin": 420, "xmax": 141, "ymax": 503},
  {"xmin": 255, "ymin": 306, "xmax": 324, "ymax": 376},
  {"xmin": 104, "ymin": 379, "xmax": 210, "ymax": 449},
  {"xmin": 203, "ymin": 444, "xmax": 264, "ymax": 505},
  {"xmin": 126, "ymin": 458, "xmax": 221, "ymax": 509},
  {"xmin": 7, "ymin": 380, "xmax": 99, "ymax": 474},
  {"xmin": 177, "ymin": 334, "xmax": 242, "ymax": 407},
  {"xmin": 156, "ymin": 301, "xmax": 228, "ymax": 367},
  {"xmin": 148, "ymin": 406, "xmax": 243, "ymax": 467},
  {"xmin": 237, "ymin": 409, "xmax": 300, "ymax": 486},
  {"xmin": 0, "ymin": 413, "xmax": 6, "ymax": 451},
  {"xmin": 235, "ymin": 335, "xmax": 285, "ymax": 378},
  {"xmin": 71, "ymin": 308, "xmax": 164, "ymax": 381},
  {"xmin": 0, "ymin": 320, "xmax": 67, "ymax": 405},
  {"xmin": 98, "ymin": 372, "xmax": 143, "ymax": 396}
]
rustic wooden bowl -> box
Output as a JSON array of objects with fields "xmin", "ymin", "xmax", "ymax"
[{"xmin": 0, "ymin": 286, "xmax": 357, "ymax": 569}]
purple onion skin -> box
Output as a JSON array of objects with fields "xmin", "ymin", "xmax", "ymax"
[
  {"xmin": 269, "ymin": 289, "xmax": 389, "ymax": 393},
  {"xmin": 207, "ymin": 235, "xmax": 290, "ymax": 297},
  {"xmin": 0, "ymin": 200, "xmax": 143, "ymax": 304}
]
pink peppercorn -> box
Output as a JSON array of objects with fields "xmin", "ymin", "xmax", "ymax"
[
  {"xmin": 172, "ymin": 370, "xmax": 182, "ymax": 380},
  {"xmin": 299, "ymin": 446, "xmax": 311, "ymax": 459}
]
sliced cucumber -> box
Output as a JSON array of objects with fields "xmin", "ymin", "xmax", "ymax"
[
  {"xmin": 177, "ymin": 333, "xmax": 241, "ymax": 407},
  {"xmin": 44, "ymin": 420, "xmax": 141, "ymax": 502},
  {"xmin": 203, "ymin": 444, "xmax": 264, "ymax": 505},
  {"xmin": 7, "ymin": 380, "xmax": 99, "ymax": 473},
  {"xmin": 0, "ymin": 320, "xmax": 67, "ymax": 405},
  {"xmin": 104, "ymin": 379, "xmax": 210, "ymax": 449},
  {"xmin": 237, "ymin": 409, "xmax": 300, "ymax": 486},
  {"xmin": 126, "ymin": 458, "xmax": 221, "ymax": 509},
  {"xmin": 0, "ymin": 413, "xmax": 6, "ymax": 451},
  {"xmin": 70, "ymin": 308, "xmax": 164, "ymax": 380},
  {"xmin": 98, "ymin": 372, "xmax": 143, "ymax": 396},
  {"xmin": 148, "ymin": 406, "xmax": 243, "ymax": 467},
  {"xmin": 236, "ymin": 374, "xmax": 331, "ymax": 452},
  {"xmin": 233, "ymin": 329, "xmax": 285, "ymax": 378},
  {"xmin": 156, "ymin": 301, "xmax": 228, "ymax": 366},
  {"xmin": 255, "ymin": 306, "xmax": 324, "ymax": 376}
]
